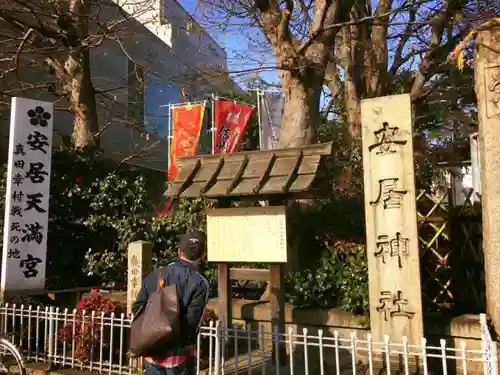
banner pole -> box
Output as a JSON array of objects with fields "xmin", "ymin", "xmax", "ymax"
[
  {"xmin": 256, "ymin": 88, "xmax": 262, "ymax": 150},
  {"xmin": 167, "ymin": 103, "xmax": 172, "ymax": 170},
  {"xmin": 211, "ymin": 93, "xmax": 216, "ymax": 155}
]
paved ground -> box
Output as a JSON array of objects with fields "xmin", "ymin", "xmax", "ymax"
[
  {"xmin": 8, "ymin": 362, "xmax": 92, "ymax": 375},
  {"xmin": 4, "ymin": 348, "xmax": 432, "ymax": 375},
  {"xmin": 198, "ymin": 342, "xmax": 369, "ymax": 375}
]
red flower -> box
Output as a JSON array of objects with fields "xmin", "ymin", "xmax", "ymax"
[
  {"xmin": 75, "ymin": 176, "xmax": 84, "ymax": 184},
  {"xmin": 157, "ymin": 200, "xmax": 173, "ymax": 218}
]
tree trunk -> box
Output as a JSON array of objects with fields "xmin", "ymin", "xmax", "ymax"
[
  {"xmin": 343, "ymin": 69, "xmax": 362, "ymax": 138},
  {"xmin": 58, "ymin": 0, "xmax": 99, "ymax": 150},
  {"xmin": 65, "ymin": 50, "xmax": 99, "ymax": 149},
  {"xmin": 279, "ymin": 71, "xmax": 322, "ymax": 148}
]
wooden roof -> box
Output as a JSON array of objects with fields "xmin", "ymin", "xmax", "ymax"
[{"xmin": 165, "ymin": 142, "xmax": 333, "ymax": 199}]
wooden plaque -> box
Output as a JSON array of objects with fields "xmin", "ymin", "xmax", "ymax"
[{"xmin": 207, "ymin": 206, "xmax": 287, "ymax": 263}]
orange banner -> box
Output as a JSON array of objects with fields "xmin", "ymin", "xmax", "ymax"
[{"xmin": 168, "ymin": 103, "xmax": 206, "ymax": 179}]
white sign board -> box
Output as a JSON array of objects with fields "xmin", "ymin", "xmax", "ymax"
[
  {"xmin": 1, "ymin": 97, "xmax": 54, "ymax": 296},
  {"xmin": 206, "ymin": 206, "xmax": 287, "ymax": 263}
]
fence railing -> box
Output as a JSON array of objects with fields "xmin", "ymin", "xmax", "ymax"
[
  {"xmin": 481, "ymin": 314, "xmax": 498, "ymax": 375},
  {"xmin": 0, "ymin": 304, "xmax": 497, "ymax": 375},
  {"xmin": 0, "ymin": 304, "xmax": 132, "ymax": 374}
]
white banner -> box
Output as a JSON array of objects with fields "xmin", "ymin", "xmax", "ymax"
[
  {"xmin": 1, "ymin": 97, "xmax": 54, "ymax": 296},
  {"xmin": 259, "ymin": 91, "xmax": 283, "ymax": 150}
]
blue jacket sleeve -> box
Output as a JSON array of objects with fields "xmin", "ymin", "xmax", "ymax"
[
  {"xmin": 185, "ymin": 282, "xmax": 209, "ymax": 344},
  {"xmin": 131, "ymin": 272, "xmax": 153, "ymax": 316}
]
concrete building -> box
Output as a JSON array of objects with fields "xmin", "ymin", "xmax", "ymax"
[{"xmin": 0, "ymin": 0, "xmax": 235, "ymax": 171}]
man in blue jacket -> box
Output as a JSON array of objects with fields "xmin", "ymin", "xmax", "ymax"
[{"xmin": 132, "ymin": 231, "xmax": 209, "ymax": 375}]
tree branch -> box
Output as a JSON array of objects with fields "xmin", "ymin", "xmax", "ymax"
[
  {"xmin": 0, "ymin": 27, "xmax": 33, "ymax": 79},
  {"xmin": 388, "ymin": 5, "xmax": 416, "ymax": 76},
  {"xmin": 410, "ymin": 0, "xmax": 468, "ymax": 100},
  {"xmin": 295, "ymin": 0, "xmax": 313, "ymax": 25},
  {"xmin": 366, "ymin": 0, "xmax": 392, "ymax": 96},
  {"xmin": 278, "ymin": 0, "xmax": 294, "ymax": 45},
  {"xmin": 298, "ymin": 0, "xmax": 329, "ymax": 53}
]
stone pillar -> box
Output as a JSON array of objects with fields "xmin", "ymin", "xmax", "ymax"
[
  {"xmin": 127, "ymin": 241, "xmax": 153, "ymax": 315},
  {"xmin": 475, "ymin": 27, "xmax": 500, "ymax": 335},
  {"xmin": 361, "ymin": 94, "xmax": 424, "ymax": 346}
]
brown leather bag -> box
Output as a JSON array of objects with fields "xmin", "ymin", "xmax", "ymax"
[{"xmin": 129, "ymin": 270, "xmax": 180, "ymax": 357}]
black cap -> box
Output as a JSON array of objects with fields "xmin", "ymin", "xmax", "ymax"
[{"xmin": 178, "ymin": 231, "xmax": 206, "ymax": 260}]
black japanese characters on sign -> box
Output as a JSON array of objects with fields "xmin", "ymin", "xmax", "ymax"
[
  {"xmin": 14, "ymin": 144, "xmax": 25, "ymax": 156},
  {"xmin": 21, "ymin": 222, "xmax": 44, "ymax": 244},
  {"xmin": 5, "ymin": 103, "xmax": 52, "ymax": 284},
  {"xmin": 10, "ymin": 205, "xmax": 22, "ymax": 217},
  {"xmin": 11, "ymin": 222, "xmax": 21, "ymax": 231},
  {"xmin": 26, "ymin": 131, "xmax": 49, "ymax": 154},
  {"xmin": 130, "ymin": 255, "xmax": 141, "ymax": 290},
  {"xmin": 368, "ymin": 122, "xmax": 407, "ymax": 156},
  {"xmin": 370, "ymin": 178, "xmax": 407, "ymax": 209},
  {"xmin": 25, "ymin": 192, "xmax": 46, "ymax": 213},
  {"xmin": 375, "ymin": 232, "xmax": 409, "ymax": 268},
  {"xmin": 13, "ymin": 173, "xmax": 24, "ymax": 186},
  {"xmin": 8, "ymin": 249, "xmax": 20, "ymax": 259},
  {"xmin": 12, "ymin": 191, "xmax": 23, "ymax": 202},
  {"xmin": 20, "ymin": 254, "xmax": 43, "ymax": 278},
  {"xmin": 376, "ymin": 290, "xmax": 415, "ymax": 321},
  {"xmin": 26, "ymin": 162, "xmax": 48, "ymax": 184},
  {"xmin": 14, "ymin": 160, "xmax": 25, "ymax": 169}
]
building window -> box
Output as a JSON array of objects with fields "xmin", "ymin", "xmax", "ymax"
[{"xmin": 143, "ymin": 74, "xmax": 181, "ymax": 138}]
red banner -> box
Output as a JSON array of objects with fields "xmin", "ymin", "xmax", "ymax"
[
  {"xmin": 168, "ymin": 103, "xmax": 206, "ymax": 179},
  {"xmin": 213, "ymin": 100, "xmax": 254, "ymax": 154},
  {"xmin": 157, "ymin": 199, "xmax": 173, "ymax": 218}
]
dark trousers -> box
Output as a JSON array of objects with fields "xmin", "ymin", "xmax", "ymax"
[{"xmin": 145, "ymin": 358, "xmax": 195, "ymax": 375}]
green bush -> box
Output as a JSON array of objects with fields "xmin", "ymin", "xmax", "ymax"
[
  {"xmin": 0, "ymin": 148, "xmax": 162, "ymax": 289},
  {"xmin": 0, "ymin": 145, "xmax": 369, "ymax": 315},
  {"xmin": 285, "ymin": 241, "xmax": 369, "ymax": 315},
  {"xmin": 146, "ymin": 198, "xmax": 219, "ymax": 293}
]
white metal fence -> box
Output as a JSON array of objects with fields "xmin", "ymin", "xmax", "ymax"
[
  {"xmin": 481, "ymin": 314, "xmax": 498, "ymax": 375},
  {"xmin": 0, "ymin": 304, "xmax": 497, "ymax": 375}
]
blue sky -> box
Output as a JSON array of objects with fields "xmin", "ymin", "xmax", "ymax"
[
  {"xmin": 144, "ymin": 0, "xmax": 279, "ymax": 138},
  {"xmin": 177, "ymin": 0, "xmax": 280, "ymax": 86}
]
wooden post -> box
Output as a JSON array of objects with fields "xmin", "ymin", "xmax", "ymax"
[
  {"xmin": 216, "ymin": 198, "xmax": 232, "ymax": 329},
  {"xmin": 475, "ymin": 26, "xmax": 500, "ymax": 337},
  {"xmin": 218, "ymin": 263, "xmax": 232, "ymax": 329},
  {"xmin": 268, "ymin": 198, "xmax": 287, "ymax": 366},
  {"xmin": 270, "ymin": 263, "xmax": 286, "ymax": 366}
]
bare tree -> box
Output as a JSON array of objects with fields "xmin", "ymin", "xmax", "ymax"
[
  {"xmin": 197, "ymin": 0, "xmax": 499, "ymax": 145},
  {"xmin": 0, "ymin": 0, "xmax": 114, "ymax": 148},
  {"xmin": 0, "ymin": 0, "xmax": 220, "ymax": 151},
  {"xmin": 199, "ymin": 0, "xmax": 357, "ymax": 147}
]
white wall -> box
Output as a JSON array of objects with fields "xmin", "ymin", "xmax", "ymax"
[
  {"xmin": 445, "ymin": 166, "xmax": 480, "ymax": 206},
  {"xmin": 162, "ymin": 0, "xmax": 228, "ymax": 76},
  {"xmin": 470, "ymin": 132, "xmax": 481, "ymax": 198},
  {"xmin": 117, "ymin": 0, "xmax": 228, "ymax": 86},
  {"xmin": 115, "ymin": 0, "xmax": 173, "ymax": 48}
]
